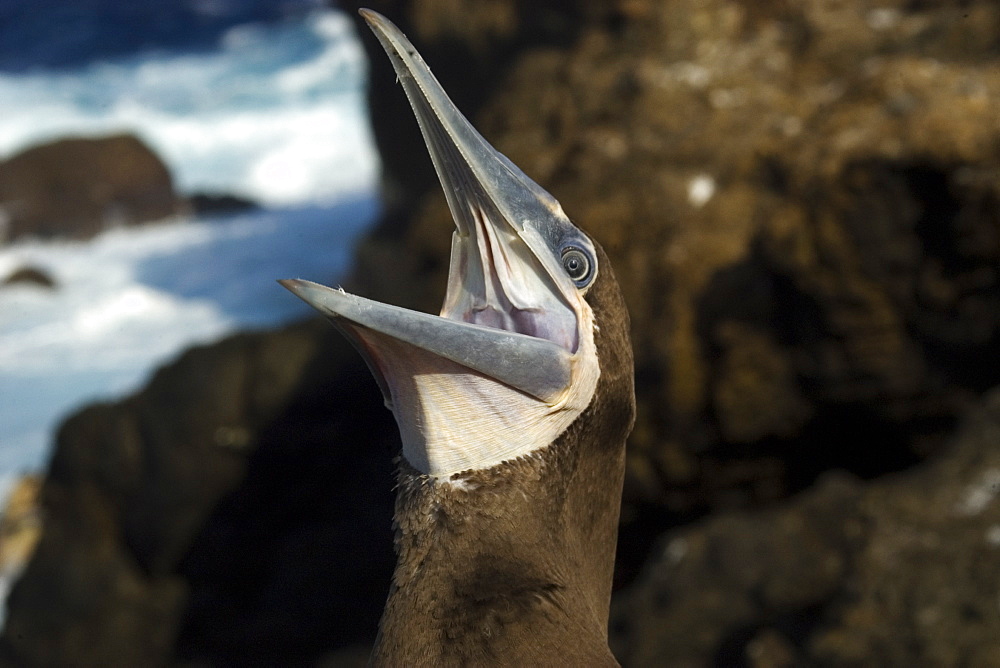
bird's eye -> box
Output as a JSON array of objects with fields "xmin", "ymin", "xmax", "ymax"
[{"xmin": 561, "ymin": 247, "xmax": 594, "ymax": 288}]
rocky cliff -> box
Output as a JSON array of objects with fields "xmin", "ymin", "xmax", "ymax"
[{"xmin": 2, "ymin": 1, "xmax": 998, "ymax": 665}]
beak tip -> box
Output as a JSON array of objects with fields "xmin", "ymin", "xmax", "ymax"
[
  {"xmin": 278, "ymin": 279, "xmax": 318, "ymax": 303},
  {"xmin": 278, "ymin": 279, "xmax": 353, "ymax": 318},
  {"xmin": 358, "ymin": 8, "xmax": 380, "ymax": 27}
]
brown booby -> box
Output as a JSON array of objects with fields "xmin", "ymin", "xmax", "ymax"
[{"xmin": 280, "ymin": 9, "xmax": 635, "ymax": 666}]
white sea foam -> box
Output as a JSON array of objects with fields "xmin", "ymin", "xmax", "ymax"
[
  {"xmin": 0, "ymin": 6, "xmax": 384, "ymax": 488},
  {"xmin": 0, "ymin": 9, "xmax": 377, "ymax": 205},
  {"xmin": 0, "ymin": 198, "xmax": 378, "ymax": 483}
]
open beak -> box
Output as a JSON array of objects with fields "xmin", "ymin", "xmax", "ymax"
[{"xmin": 280, "ymin": 9, "xmax": 596, "ymax": 411}]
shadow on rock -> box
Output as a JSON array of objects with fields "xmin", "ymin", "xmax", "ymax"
[{"xmin": 0, "ymin": 320, "xmax": 397, "ymax": 665}]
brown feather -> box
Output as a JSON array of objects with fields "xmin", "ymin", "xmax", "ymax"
[{"xmin": 372, "ymin": 240, "xmax": 635, "ymax": 666}]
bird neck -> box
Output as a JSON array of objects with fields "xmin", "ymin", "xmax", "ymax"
[{"xmin": 371, "ymin": 441, "xmax": 624, "ymax": 666}]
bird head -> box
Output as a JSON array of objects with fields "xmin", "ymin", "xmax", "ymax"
[{"xmin": 281, "ymin": 10, "xmax": 631, "ymax": 478}]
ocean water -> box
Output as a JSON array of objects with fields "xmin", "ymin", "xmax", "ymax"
[
  {"xmin": 0, "ymin": 6, "xmax": 377, "ymax": 204},
  {"xmin": 0, "ymin": 4, "xmax": 382, "ymax": 499},
  {"xmin": 0, "ymin": 199, "xmax": 377, "ymax": 484},
  {"xmin": 0, "ymin": 0, "xmax": 330, "ymax": 72}
]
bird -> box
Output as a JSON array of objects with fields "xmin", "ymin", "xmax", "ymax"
[{"xmin": 281, "ymin": 9, "xmax": 635, "ymax": 666}]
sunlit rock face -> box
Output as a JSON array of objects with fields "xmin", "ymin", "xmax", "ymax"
[{"xmin": 0, "ymin": 475, "xmax": 42, "ymax": 594}]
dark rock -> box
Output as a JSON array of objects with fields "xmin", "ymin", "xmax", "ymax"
[
  {"xmin": 186, "ymin": 192, "xmax": 258, "ymax": 218},
  {"xmin": 344, "ymin": 0, "xmax": 1000, "ymax": 516},
  {"xmin": 1, "ymin": 266, "xmax": 55, "ymax": 289},
  {"xmin": 318, "ymin": 644, "xmax": 372, "ymax": 667},
  {"xmin": 0, "ymin": 321, "xmax": 398, "ymax": 666},
  {"xmin": 0, "ymin": 134, "xmax": 184, "ymax": 243},
  {"xmin": 611, "ymin": 388, "xmax": 1000, "ymax": 666},
  {"xmin": 343, "ymin": 0, "xmax": 624, "ymax": 223}
]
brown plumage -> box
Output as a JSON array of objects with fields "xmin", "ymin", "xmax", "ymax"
[
  {"xmin": 281, "ymin": 9, "xmax": 635, "ymax": 665},
  {"xmin": 372, "ymin": 244, "xmax": 634, "ymax": 665}
]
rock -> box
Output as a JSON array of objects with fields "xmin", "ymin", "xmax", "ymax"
[
  {"xmin": 318, "ymin": 644, "xmax": 372, "ymax": 667},
  {"xmin": 346, "ymin": 0, "xmax": 622, "ymax": 223},
  {"xmin": 1, "ymin": 266, "xmax": 55, "ymax": 289},
  {"xmin": 0, "ymin": 475, "xmax": 42, "ymax": 586},
  {"xmin": 610, "ymin": 388, "xmax": 1000, "ymax": 666},
  {"xmin": 0, "ymin": 321, "xmax": 398, "ymax": 666},
  {"xmin": 186, "ymin": 192, "xmax": 258, "ymax": 218},
  {"xmin": 0, "ymin": 134, "xmax": 183, "ymax": 243},
  {"xmin": 343, "ymin": 0, "xmax": 1000, "ymax": 516}
]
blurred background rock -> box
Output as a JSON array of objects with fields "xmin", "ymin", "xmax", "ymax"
[{"xmin": 0, "ymin": 0, "xmax": 998, "ymax": 665}]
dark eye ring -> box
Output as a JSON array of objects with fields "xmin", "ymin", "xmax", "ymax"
[{"xmin": 561, "ymin": 246, "xmax": 594, "ymax": 288}]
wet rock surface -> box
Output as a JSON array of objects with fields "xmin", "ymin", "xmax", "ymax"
[
  {"xmin": 186, "ymin": 192, "xmax": 258, "ymax": 218},
  {"xmin": 1, "ymin": 266, "xmax": 56, "ymax": 289},
  {"xmin": 0, "ymin": 134, "xmax": 183, "ymax": 243},
  {"xmin": 2, "ymin": 0, "xmax": 999, "ymax": 665}
]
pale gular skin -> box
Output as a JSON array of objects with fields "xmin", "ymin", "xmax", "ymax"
[
  {"xmin": 372, "ymin": 243, "xmax": 634, "ymax": 666},
  {"xmin": 280, "ymin": 9, "xmax": 635, "ymax": 666}
]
